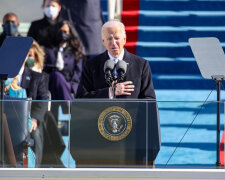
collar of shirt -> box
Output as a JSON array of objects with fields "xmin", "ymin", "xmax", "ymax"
[
  {"xmin": 31, "ymin": 65, "xmax": 42, "ymax": 73},
  {"xmin": 108, "ymin": 49, "xmax": 125, "ymax": 61},
  {"xmin": 59, "ymin": 43, "xmax": 67, "ymax": 52}
]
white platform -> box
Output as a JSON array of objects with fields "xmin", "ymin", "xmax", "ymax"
[{"xmin": 0, "ymin": 168, "xmax": 225, "ymax": 180}]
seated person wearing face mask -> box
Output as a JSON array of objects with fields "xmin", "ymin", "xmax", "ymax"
[
  {"xmin": 44, "ymin": 20, "xmax": 85, "ymax": 121},
  {"xmin": 44, "ymin": 20, "xmax": 85, "ymax": 101},
  {"xmin": 27, "ymin": 0, "xmax": 64, "ymax": 49},
  {"xmin": 0, "ymin": 12, "xmax": 20, "ymax": 47}
]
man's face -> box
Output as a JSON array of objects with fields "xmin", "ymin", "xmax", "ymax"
[
  {"xmin": 2, "ymin": 14, "xmax": 19, "ymax": 36},
  {"xmin": 102, "ymin": 25, "xmax": 126, "ymax": 58},
  {"xmin": 2, "ymin": 14, "xmax": 19, "ymax": 26}
]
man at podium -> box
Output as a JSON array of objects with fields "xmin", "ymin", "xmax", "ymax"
[
  {"xmin": 76, "ymin": 20, "xmax": 156, "ymax": 99},
  {"xmin": 73, "ymin": 20, "xmax": 160, "ymax": 168},
  {"xmin": 72, "ymin": 20, "xmax": 159, "ymax": 168}
]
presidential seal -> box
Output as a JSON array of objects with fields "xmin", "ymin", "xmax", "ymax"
[{"xmin": 98, "ymin": 106, "xmax": 132, "ymax": 141}]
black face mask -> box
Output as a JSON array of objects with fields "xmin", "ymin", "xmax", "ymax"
[
  {"xmin": 57, "ymin": 31, "xmax": 71, "ymax": 43},
  {"xmin": 3, "ymin": 22, "xmax": 18, "ymax": 36}
]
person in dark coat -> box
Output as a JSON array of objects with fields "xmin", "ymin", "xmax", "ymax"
[
  {"xmin": 0, "ymin": 12, "xmax": 21, "ymax": 47},
  {"xmin": 44, "ymin": 20, "xmax": 85, "ymax": 100},
  {"xmin": 76, "ymin": 20, "xmax": 156, "ymax": 99},
  {"xmin": 60, "ymin": 0, "xmax": 106, "ymax": 57},
  {"xmin": 75, "ymin": 20, "xmax": 159, "ymax": 167},
  {"xmin": 27, "ymin": 0, "xmax": 63, "ymax": 49},
  {"xmin": 44, "ymin": 20, "xmax": 85, "ymax": 122},
  {"xmin": 21, "ymin": 42, "xmax": 49, "ymax": 167},
  {"xmin": 24, "ymin": 41, "xmax": 66, "ymax": 167}
]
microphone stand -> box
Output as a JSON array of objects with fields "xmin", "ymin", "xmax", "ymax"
[
  {"xmin": 112, "ymin": 72, "xmax": 125, "ymax": 99},
  {"xmin": 112, "ymin": 81, "xmax": 117, "ymax": 99},
  {"xmin": 105, "ymin": 73, "xmax": 117, "ymax": 99}
]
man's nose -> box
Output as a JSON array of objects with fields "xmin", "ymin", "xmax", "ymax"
[{"xmin": 112, "ymin": 38, "xmax": 116, "ymax": 45}]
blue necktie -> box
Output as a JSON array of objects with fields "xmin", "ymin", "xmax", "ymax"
[{"xmin": 113, "ymin": 58, "xmax": 118, "ymax": 76}]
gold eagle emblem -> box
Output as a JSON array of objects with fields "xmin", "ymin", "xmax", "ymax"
[{"xmin": 98, "ymin": 106, "xmax": 132, "ymax": 141}]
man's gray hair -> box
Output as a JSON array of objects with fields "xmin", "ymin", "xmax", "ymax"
[{"xmin": 101, "ymin": 19, "xmax": 126, "ymax": 39}]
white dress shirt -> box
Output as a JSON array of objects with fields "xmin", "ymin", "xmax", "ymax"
[
  {"xmin": 108, "ymin": 49, "xmax": 125, "ymax": 99},
  {"xmin": 108, "ymin": 48, "xmax": 124, "ymax": 62}
]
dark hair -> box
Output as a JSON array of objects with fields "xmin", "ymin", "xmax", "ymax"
[
  {"xmin": 42, "ymin": 0, "xmax": 61, "ymax": 8},
  {"xmin": 57, "ymin": 20, "xmax": 85, "ymax": 61},
  {"xmin": 2, "ymin": 12, "xmax": 19, "ymax": 23}
]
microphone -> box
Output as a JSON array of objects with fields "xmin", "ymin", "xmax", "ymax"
[
  {"xmin": 104, "ymin": 60, "xmax": 115, "ymax": 85},
  {"xmin": 116, "ymin": 60, "xmax": 127, "ymax": 82}
]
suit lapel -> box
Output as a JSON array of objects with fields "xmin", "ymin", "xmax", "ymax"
[
  {"xmin": 123, "ymin": 49, "xmax": 133, "ymax": 80},
  {"xmin": 102, "ymin": 50, "xmax": 110, "ymax": 63},
  {"xmin": 21, "ymin": 67, "xmax": 31, "ymax": 89}
]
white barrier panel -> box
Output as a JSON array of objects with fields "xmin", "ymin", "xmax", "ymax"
[{"xmin": 0, "ymin": 168, "xmax": 225, "ymax": 180}]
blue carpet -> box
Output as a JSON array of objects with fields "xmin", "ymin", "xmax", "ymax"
[
  {"xmin": 155, "ymin": 90, "xmax": 225, "ymax": 167},
  {"xmin": 61, "ymin": 136, "xmax": 76, "ymax": 168}
]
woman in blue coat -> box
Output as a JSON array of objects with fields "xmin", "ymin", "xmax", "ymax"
[{"xmin": 44, "ymin": 20, "xmax": 85, "ymax": 100}]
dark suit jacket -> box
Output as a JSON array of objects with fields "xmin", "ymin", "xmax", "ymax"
[
  {"xmin": 76, "ymin": 49, "xmax": 156, "ymax": 99},
  {"xmin": 27, "ymin": 16, "xmax": 63, "ymax": 49},
  {"xmin": 21, "ymin": 67, "xmax": 49, "ymax": 122}
]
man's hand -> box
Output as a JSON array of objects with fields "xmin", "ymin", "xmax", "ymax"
[
  {"xmin": 115, "ymin": 81, "xmax": 134, "ymax": 96},
  {"xmin": 29, "ymin": 119, "xmax": 38, "ymax": 133}
]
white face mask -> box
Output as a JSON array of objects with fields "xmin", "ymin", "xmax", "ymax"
[{"xmin": 44, "ymin": 6, "xmax": 59, "ymax": 19}]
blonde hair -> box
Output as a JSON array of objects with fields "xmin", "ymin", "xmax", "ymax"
[
  {"xmin": 31, "ymin": 40, "xmax": 45, "ymax": 71},
  {"xmin": 5, "ymin": 76, "xmax": 21, "ymax": 92},
  {"xmin": 4, "ymin": 41, "xmax": 45, "ymax": 93},
  {"xmin": 101, "ymin": 19, "xmax": 126, "ymax": 39}
]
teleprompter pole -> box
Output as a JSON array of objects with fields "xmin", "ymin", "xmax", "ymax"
[
  {"xmin": 216, "ymin": 80, "xmax": 221, "ymax": 167},
  {"xmin": 212, "ymin": 75, "xmax": 224, "ymax": 167},
  {"xmin": 189, "ymin": 37, "xmax": 225, "ymax": 168}
]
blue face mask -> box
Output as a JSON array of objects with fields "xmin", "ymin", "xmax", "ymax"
[{"xmin": 3, "ymin": 22, "xmax": 18, "ymax": 36}]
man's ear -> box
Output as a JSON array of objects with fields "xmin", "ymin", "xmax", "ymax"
[
  {"xmin": 123, "ymin": 36, "xmax": 126, "ymax": 45},
  {"xmin": 102, "ymin": 39, "xmax": 106, "ymax": 46}
]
